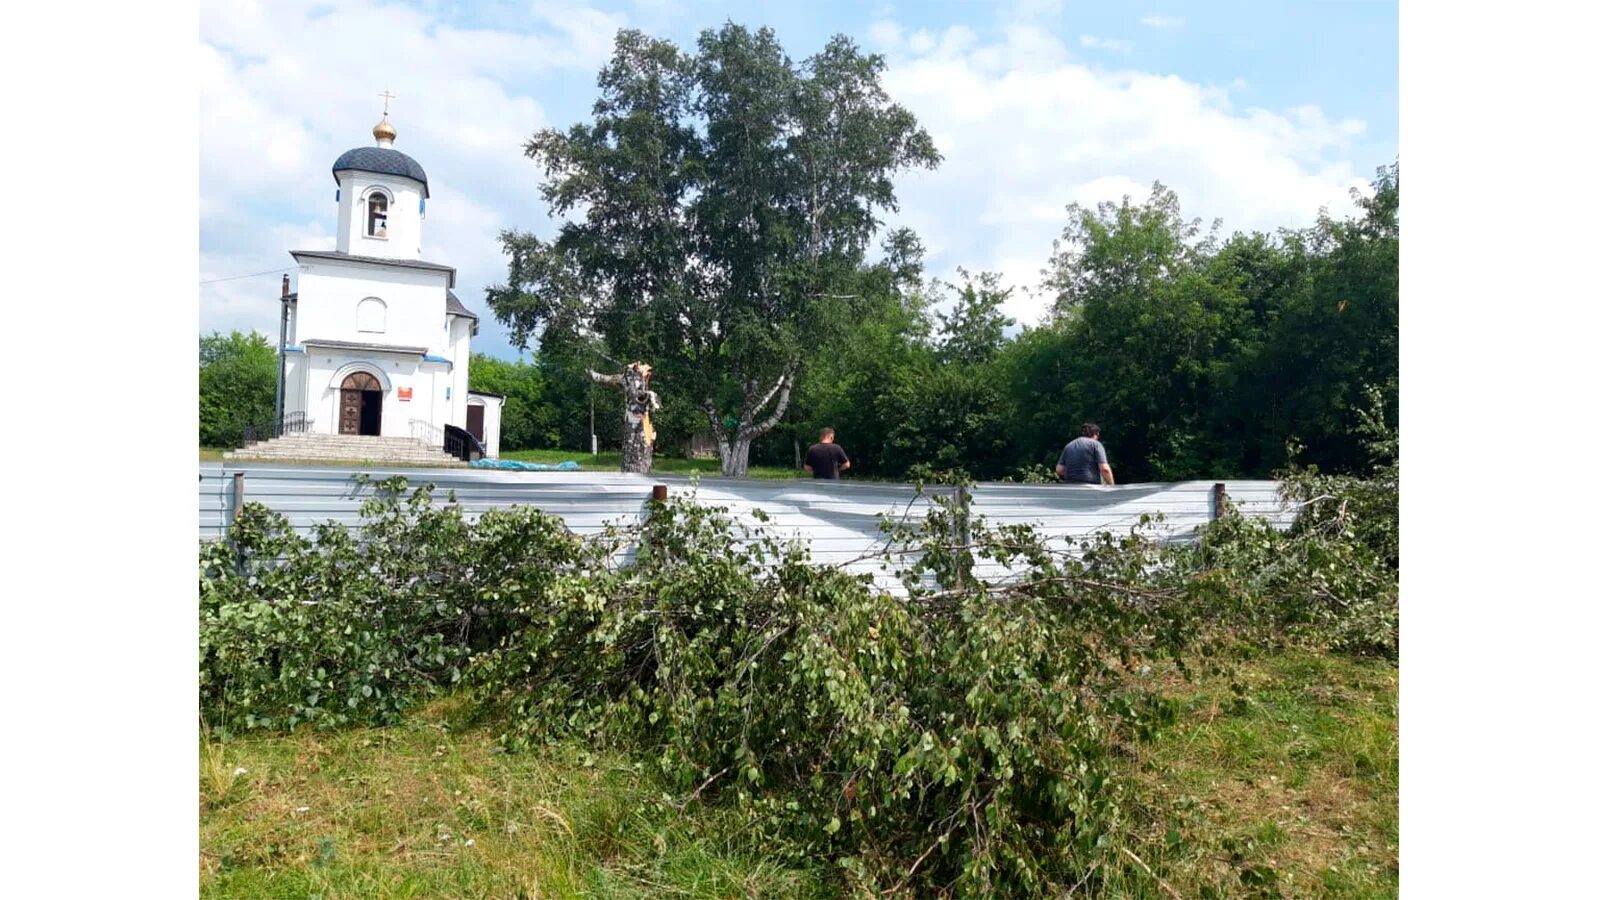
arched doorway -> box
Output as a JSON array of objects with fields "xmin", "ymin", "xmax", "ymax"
[{"xmin": 339, "ymin": 371, "xmax": 383, "ymax": 435}]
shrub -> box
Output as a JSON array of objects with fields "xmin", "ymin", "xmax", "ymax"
[
  {"xmin": 200, "ymin": 442, "xmax": 1398, "ymax": 893},
  {"xmin": 199, "ymin": 476, "xmax": 597, "ymax": 735},
  {"xmin": 465, "ymin": 490, "xmax": 1241, "ymax": 894}
]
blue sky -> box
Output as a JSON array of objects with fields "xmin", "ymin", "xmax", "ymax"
[{"xmin": 200, "ymin": 0, "xmax": 1397, "ymax": 360}]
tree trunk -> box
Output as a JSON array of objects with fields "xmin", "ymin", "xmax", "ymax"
[
  {"xmin": 721, "ymin": 437, "xmax": 752, "ymax": 478},
  {"xmin": 618, "ymin": 367, "xmax": 654, "ymax": 474},
  {"xmin": 592, "ymin": 365, "xmax": 656, "ymax": 474},
  {"xmin": 620, "ymin": 412, "xmax": 653, "ymax": 473},
  {"xmin": 706, "ymin": 368, "xmax": 794, "ymax": 478}
]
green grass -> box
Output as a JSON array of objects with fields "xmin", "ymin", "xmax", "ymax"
[
  {"xmin": 1108, "ymin": 650, "xmax": 1399, "ymax": 898},
  {"xmin": 199, "ymin": 448, "xmax": 469, "ymax": 469},
  {"xmin": 201, "ymin": 446, "xmax": 800, "ymax": 478},
  {"xmin": 200, "ymin": 697, "xmax": 824, "ymax": 899},
  {"xmin": 503, "ymin": 448, "xmax": 800, "ymax": 480},
  {"xmin": 201, "ymin": 650, "xmax": 1395, "ymax": 898}
]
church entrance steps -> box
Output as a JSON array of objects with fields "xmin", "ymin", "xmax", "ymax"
[{"xmin": 225, "ymin": 434, "xmax": 468, "ymax": 466}]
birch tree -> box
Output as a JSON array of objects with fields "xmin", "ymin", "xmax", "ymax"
[{"xmin": 487, "ymin": 24, "xmax": 939, "ymax": 476}]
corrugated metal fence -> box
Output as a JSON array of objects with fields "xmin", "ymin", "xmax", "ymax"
[{"xmin": 200, "ymin": 463, "xmax": 1297, "ymax": 592}]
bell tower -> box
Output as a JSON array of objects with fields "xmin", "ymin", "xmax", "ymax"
[{"xmin": 330, "ymin": 93, "xmax": 429, "ymax": 260}]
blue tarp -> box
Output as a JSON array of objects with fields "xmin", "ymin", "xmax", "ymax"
[{"xmin": 470, "ymin": 458, "xmax": 581, "ymax": 471}]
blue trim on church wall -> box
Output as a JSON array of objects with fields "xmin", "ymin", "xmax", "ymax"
[{"xmin": 422, "ymin": 354, "xmax": 450, "ymax": 363}]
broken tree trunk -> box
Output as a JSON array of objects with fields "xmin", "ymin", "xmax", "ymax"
[{"xmin": 588, "ymin": 362, "xmax": 660, "ymax": 474}]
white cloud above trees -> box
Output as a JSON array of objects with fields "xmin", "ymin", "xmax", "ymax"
[
  {"xmin": 199, "ymin": 1, "xmax": 1382, "ymax": 345},
  {"xmin": 867, "ymin": 22, "xmax": 1371, "ymax": 324}
]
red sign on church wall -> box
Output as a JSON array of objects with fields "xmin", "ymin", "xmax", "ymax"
[{"xmin": 397, "ymin": 387, "xmax": 413, "ymax": 401}]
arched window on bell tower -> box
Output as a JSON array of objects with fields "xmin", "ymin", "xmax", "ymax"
[{"xmin": 365, "ymin": 190, "xmax": 390, "ymax": 238}]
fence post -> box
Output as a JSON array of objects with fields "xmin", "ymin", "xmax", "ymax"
[
  {"xmin": 952, "ymin": 484, "xmax": 971, "ymax": 590},
  {"xmin": 652, "ymin": 484, "xmax": 669, "ymax": 502},
  {"xmin": 232, "ymin": 472, "xmax": 246, "ymax": 525},
  {"xmin": 1211, "ymin": 482, "xmax": 1228, "ymax": 520}
]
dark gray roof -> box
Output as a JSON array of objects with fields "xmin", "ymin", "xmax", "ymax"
[
  {"xmin": 301, "ymin": 338, "xmax": 427, "ymax": 355},
  {"xmin": 445, "ymin": 289, "xmax": 478, "ymax": 321},
  {"xmin": 332, "ymin": 146, "xmax": 429, "ymax": 197},
  {"xmin": 290, "ymin": 250, "xmax": 456, "ymax": 287}
]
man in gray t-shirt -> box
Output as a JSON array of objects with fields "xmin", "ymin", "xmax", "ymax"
[{"xmin": 1055, "ymin": 423, "xmax": 1116, "ymax": 485}]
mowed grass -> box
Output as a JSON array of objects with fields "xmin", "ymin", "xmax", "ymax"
[
  {"xmin": 200, "ymin": 697, "xmax": 824, "ymax": 899},
  {"xmin": 201, "ymin": 446, "xmax": 801, "ymax": 479},
  {"xmin": 1110, "ymin": 650, "xmax": 1399, "ymax": 899},
  {"xmin": 199, "ymin": 448, "xmax": 469, "ymax": 469},
  {"xmin": 503, "ymin": 448, "xmax": 800, "ymax": 480},
  {"xmin": 201, "ymin": 651, "xmax": 1396, "ymax": 899}
]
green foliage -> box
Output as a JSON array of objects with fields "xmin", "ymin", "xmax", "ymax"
[
  {"xmin": 199, "ymin": 330, "xmax": 276, "ymax": 447},
  {"xmin": 467, "ymin": 493, "xmax": 1182, "ymax": 893},
  {"xmin": 936, "ymin": 269, "xmax": 1015, "ymax": 366},
  {"xmin": 463, "ymin": 459, "xmax": 1396, "ymax": 892},
  {"xmin": 1002, "ymin": 166, "xmax": 1399, "ymax": 482},
  {"xmin": 199, "ymin": 476, "xmax": 598, "ymax": 735},
  {"xmin": 1180, "ymin": 395, "xmax": 1400, "ymax": 659},
  {"xmin": 468, "ymin": 353, "xmax": 556, "ymax": 451},
  {"xmin": 883, "ymin": 361, "xmax": 1014, "ymax": 480},
  {"xmin": 489, "ymin": 24, "xmax": 940, "ymax": 474},
  {"xmin": 477, "ymin": 20, "xmax": 1395, "ymax": 482},
  {"xmin": 201, "ymin": 428, "xmax": 1397, "ymax": 893},
  {"xmin": 768, "ymin": 165, "xmax": 1400, "ymax": 486}
]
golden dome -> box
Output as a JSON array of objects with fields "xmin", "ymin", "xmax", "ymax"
[{"xmin": 373, "ymin": 115, "xmax": 397, "ymax": 144}]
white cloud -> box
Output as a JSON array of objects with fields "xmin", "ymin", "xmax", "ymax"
[
  {"xmin": 1079, "ymin": 34, "xmax": 1134, "ymax": 54},
  {"xmin": 201, "ymin": 3, "xmax": 1380, "ymax": 349},
  {"xmin": 1139, "ymin": 14, "xmax": 1184, "ymax": 29},
  {"xmin": 870, "ymin": 24, "xmax": 1370, "ymax": 326}
]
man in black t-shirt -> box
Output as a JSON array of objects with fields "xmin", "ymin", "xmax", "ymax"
[{"xmin": 803, "ymin": 427, "xmax": 851, "ymax": 479}]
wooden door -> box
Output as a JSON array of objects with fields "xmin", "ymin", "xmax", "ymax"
[
  {"xmin": 466, "ymin": 404, "xmax": 485, "ymax": 443},
  {"xmin": 339, "ymin": 389, "xmax": 361, "ymax": 434},
  {"xmin": 339, "ymin": 372, "xmax": 381, "ymax": 435}
]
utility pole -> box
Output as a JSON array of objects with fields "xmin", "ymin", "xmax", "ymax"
[{"xmin": 274, "ymin": 274, "xmax": 290, "ymax": 431}]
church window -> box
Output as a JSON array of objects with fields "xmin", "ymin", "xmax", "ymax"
[
  {"xmin": 366, "ymin": 191, "xmax": 390, "ymax": 238},
  {"xmin": 357, "ymin": 297, "xmax": 387, "ymax": 333}
]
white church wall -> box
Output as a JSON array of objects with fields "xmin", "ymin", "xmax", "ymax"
[
  {"xmin": 450, "ymin": 317, "xmax": 472, "ymax": 428},
  {"xmin": 296, "ymin": 261, "xmax": 452, "ymax": 356},
  {"xmin": 486, "ymin": 397, "xmax": 502, "ymax": 458},
  {"xmin": 335, "ymin": 171, "xmax": 425, "ymax": 260},
  {"xmin": 467, "ymin": 394, "xmax": 504, "ymax": 458},
  {"xmin": 283, "ymin": 353, "xmax": 306, "ymax": 418},
  {"xmin": 297, "ymin": 350, "xmax": 452, "ymax": 439}
]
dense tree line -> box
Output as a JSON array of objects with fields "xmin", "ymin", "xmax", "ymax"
[
  {"xmin": 500, "ymin": 167, "xmax": 1397, "ymax": 482},
  {"xmin": 201, "ymin": 21, "xmax": 1396, "ymax": 478},
  {"xmin": 486, "ymin": 23, "xmax": 1397, "ymax": 480},
  {"xmin": 199, "ymin": 165, "xmax": 1396, "ymax": 477}
]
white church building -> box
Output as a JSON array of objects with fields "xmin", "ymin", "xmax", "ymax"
[{"xmin": 238, "ymin": 109, "xmax": 504, "ymax": 462}]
